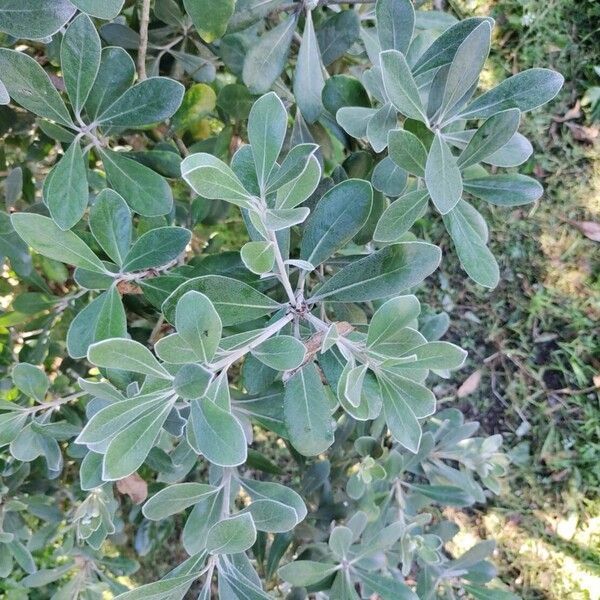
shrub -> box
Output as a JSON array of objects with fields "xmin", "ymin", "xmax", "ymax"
[{"xmin": 0, "ymin": 0, "xmax": 562, "ymax": 598}]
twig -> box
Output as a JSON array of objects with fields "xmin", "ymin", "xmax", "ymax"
[{"xmin": 137, "ymin": 0, "xmax": 151, "ymax": 81}]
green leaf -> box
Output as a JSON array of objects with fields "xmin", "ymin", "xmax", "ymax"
[
  {"xmin": 284, "ymin": 363, "xmax": 334, "ymax": 456},
  {"xmin": 301, "ymin": 179, "xmax": 373, "ymax": 267},
  {"xmin": 0, "ymin": 0, "xmax": 75, "ymax": 39},
  {"xmin": 96, "ymin": 77, "xmax": 184, "ymax": 127},
  {"xmin": 412, "ymin": 17, "xmax": 493, "ymax": 76},
  {"xmin": 69, "ymin": 0, "xmax": 124, "ymax": 20},
  {"xmin": 438, "ymin": 21, "xmax": 491, "ymax": 119},
  {"xmin": 174, "ymin": 364, "xmax": 212, "ymax": 399},
  {"xmin": 374, "ymin": 189, "xmax": 429, "ymax": 242},
  {"xmin": 12, "ymin": 363, "xmax": 48, "ymax": 401},
  {"xmin": 357, "ymin": 570, "xmax": 419, "ymax": 600},
  {"xmin": 248, "ymin": 92, "xmax": 287, "ymax": 192},
  {"xmin": 100, "ymin": 149, "xmax": 173, "ymax": 216},
  {"xmin": 458, "ymin": 68, "xmax": 564, "ymax": 120},
  {"xmin": 278, "ymin": 560, "xmax": 338, "ymax": 586},
  {"xmin": 411, "ymin": 484, "xmax": 473, "ymax": 506},
  {"xmin": 20, "ymin": 564, "xmax": 75, "ymax": 588},
  {"xmin": 175, "ymin": 291, "xmax": 222, "ymax": 362},
  {"xmin": 367, "ymin": 103, "xmax": 397, "ymax": 152},
  {"xmin": 240, "ymin": 478, "xmax": 307, "ymax": 524},
  {"xmin": 45, "ymin": 141, "xmax": 88, "ymax": 230},
  {"xmin": 376, "ymin": 0, "xmax": 415, "ymax": 54},
  {"xmin": 163, "ymin": 275, "xmax": 280, "ymax": 326},
  {"xmin": 172, "ymin": 83, "xmax": 217, "ymax": 132},
  {"xmin": 67, "ymin": 294, "xmax": 106, "ymax": 358},
  {"xmin": 463, "ymin": 585, "xmax": 520, "ymax": 600},
  {"xmin": 85, "ymin": 47, "xmax": 136, "ymax": 121},
  {"xmin": 456, "ymin": 109, "xmax": 521, "ymax": 168},
  {"xmin": 380, "ymin": 50, "xmax": 428, "ymax": 123},
  {"xmin": 241, "ymin": 241, "xmax": 275, "ymax": 275},
  {"xmin": 443, "ymin": 200, "xmax": 499, "ymax": 288},
  {"xmin": 89, "ymin": 189, "xmax": 132, "ymax": 267},
  {"xmin": 243, "ymin": 499, "xmax": 298, "ymax": 533},
  {"xmin": 103, "ymin": 402, "xmax": 173, "ymax": 480},
  {"xmin": 388, "ymin": 128, "xmax": 428, "ymax": 177},
  {"xmin": 61, "ymin": 14, "xmax": 101, "ymax": 115},
  {"xmin": 379, "ymin": 375, "xmax": 422, "ymax": 452},
  {"xmin": 294, "ymin": 11, "xmax": 324, "ymax": 124},
  {"xmin": 425, "ymin": 132, "xmax": 463, "ymax": 214},
  {"xmin": 122, "ymin": 227, "xmax": 190, "ymax": 272},
  {"xmin": 463, "ymin": 174, "xmax": 543, "ymax": 206},
  {"xmin": 206, "ymin": 512, "xmax": 257, "ymax": 555},
  {"xmin": 143, "ymin": 483, "xmax": 218, "ymax": 520},
  {"xmin": 181, "ymin": 153, "xmax": 254, "ymax": 209},
  {"xmin": 274, "ymin": 156, "xmax": 321, "ymax": 209},
  {"xmin": 0, "ymin": 49, "xmax": 73, "ymax": 127},
  {"xmin": 316, "ymin": 10, "xmax": 360, "ymax": 66},
  {"xmin": 187, "ymin": 398, "xmax": 247, "ymax": 466},
  {"xmin": 114, "ymin": 574, "xmax": 197, "ymax": 600},
  {"xmin": 0, "ymin": 411, "xmax": 28, "ymax": 447},
  {"xmin": 329, "ymin": 525, "xmax": 353, "ymax": 559},
  {"xmin": 94, "ymin": 285, "xmax": 127, "ymax": 341},
  {"xmin": 251, "ymin": 336, "xmax": 306, "ymax": 371},
  {"xmin": 368, "ymin": 295, "xmax": 421, "ymax": 347},
  {"xmin": 88, "ymin": 338, "xmax": 171, "ymax": 379},
  {"xmin": 405, "ymin": 341, "xmax": 467, "ymax": 370},
  {"xmin": 242, "ymin": 14, "xmax": 297, "ymax": 94},
  {"xmin": 311, "ymin": 242, "xmax": 441, "ymax": 302},
  {"xmin": 183, "ymin": 0, "xmax": 235, "ymax": 42},
  {"xmin": 11, "ymin": 213, "xmax": 106, "ymax": 273},
  {"xmin": 372, "ymin": 157, "xmax": 407, "ymax": 197},
  {"xmin": 76, "ymin": 392, "xmax": 165, "ymax": 445},
  {"xmin": 322, "ymin": 75, "xmax": 370, "ymax": 116},
  {"xmin": 336, "ymin": 106, "xmax": 377, "ymax": 139}
]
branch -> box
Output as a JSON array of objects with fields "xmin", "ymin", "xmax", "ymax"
[{"xmin": 137, "ymin": 0, "xmax": 151, "ymax": 81}]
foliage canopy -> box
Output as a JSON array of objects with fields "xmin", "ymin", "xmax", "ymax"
[{"xmin": 0, "ymin": 0, "xmax": 562, "ymax": 598}]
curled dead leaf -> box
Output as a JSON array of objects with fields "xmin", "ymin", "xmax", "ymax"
[
  {"xmin": 116, "ymin": 473, "xmax": 148, "ymax": 504},
  {"xmin": 457, "ymin": 370, "xmax": 482, "ymax": 398}
]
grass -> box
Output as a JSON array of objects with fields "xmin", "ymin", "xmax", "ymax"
[{"xmin": 435, "ymin": 0, "xmax": 600, "ymax": 597}]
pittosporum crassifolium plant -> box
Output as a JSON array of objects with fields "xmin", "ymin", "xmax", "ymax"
[{"xmin": 0, "ymin": 0, "xmax": 562, "ymax": 598}]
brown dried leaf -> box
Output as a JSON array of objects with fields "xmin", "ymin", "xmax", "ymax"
[
  {"xmin": 457, "ymin": 370, "xmax": 482, "ymax": 398},
  {"xmin": 116, "ymin": 473, "xmax": 148, "ymax": 504},
  {"xmin": 570, "ymin": 220, "xmax": 600, "ymax": 242}
]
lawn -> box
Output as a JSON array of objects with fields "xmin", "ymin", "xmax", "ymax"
[{"xmin": 435, "ymin": 0, "xmax": 600, "ymax": 597}]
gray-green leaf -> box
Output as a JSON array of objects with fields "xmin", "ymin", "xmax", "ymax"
[
  {"xmin": 376, "ymin": 0, "xmax": 414, "ymax": 54},
  {"xmin": 175, "ymin": 291, "xmax": 222, "ymax": 362},
  {"xmin": 248, "ymin": 92, "xmax": 288, "ymax": 192},
  {"xmin": 96, "ymin": 77, "xmax": 184, "ymax": 127},
  {"xmin": 122, "ymin": 227, "xmax": 191, "ymax": 272},
  {"xmin": 187, "ymin": 398, "xmax": 247, "ymax": 467},
  {"xmin": 443, "ymin": 200, "xmax": 499, "ymax": 288},
  {"xmin": 89, "ymin": 189, "xmax": 132, "ymax": 267},
  {"xmin": 0, "ymin": 49, "xmax": 73, "ymax": 127},
  {"xmin": 311, "ymin": 242, "xmax": 441, "ymax": 302},
  {"xmin": 100, "ymin": 149, "xmax": 173, "ymax": 216},
  {"xmin": 284, "ymin": 363, "xmax": 334, "ymax": 456},
  {"xmin": 61, "ymin": 14, "xmax": 101, "ymax": 115},
  {"xmin": 206, "ymin": 512, "xmax": 257, "ymax": 555},
  {"xmin": 45, "ymin": 141, "xmax": 88, "ymax": 230},
  {"xmin": 380, "ymin": 50, "xmax": 428, "ymax": 123},
  {"xmin": 0, "ymin": 0, "xmax": 75, "ymax": 39},
  {"xmin": 88, "ymin": 338, "xmax": 171, "ymax": 379},
  {"xmin": 294, "ymin": 11, "xmax": 324, "ymax": 124},
  {"xmin": 301, "ymin": 179, "xmax": 373, "ymax": 267},
  {"xmin": 182, "ymin": 153, "xmax": 254, "ymax": 209},
  {"xmin": 242, "ymin": 15, "xmax": 297, "ymax": 94},
  {"xmin": 425, "ymin": 132, "xmax": 463, "ymax": 214},
  {"xmin": 11, "ymin": 213, "xmax": 106, "ymax": 273}
]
